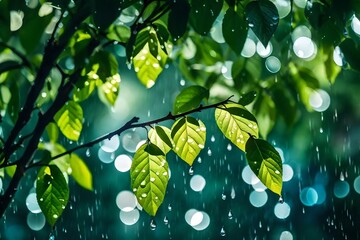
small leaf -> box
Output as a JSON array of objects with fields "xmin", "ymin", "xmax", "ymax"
[
  {"xmin": 222, "ymin": 8, "xmax": 248, "ymax": 55},
  {"xmin": 46, "ymin": 122, "xmax": 59, "ymax": 143},
  {"xmin": 173, "ymin": 86, "xmax": 209, "ymax": 114},
  {"xmin": 54, "ymin": 101, "xmax": 83, "ymax": 141},
  {"xmin": 171, "ymin": 116, "xmax": 206, "ymax": 166},
  {"xmin": 88, "ymin": 51, "xmax": 119, "ymax": 83},
  {"xmin": 168, "ymin": 0, "xmax": 190, "ymax": 41},
  {"xmin": 73, "ymin": 78, "xmax": 96, "ymax": 102},
  {"xmin": 36, "ymin": 165, "xmax": 69, "ymax": 227},
  {"xmin": 245, "ymin": 0, "xmax": 279, "ymax": 47},
  {"xmin": 190, "ymin": 0, "xmax": 224, "ymax": 35},
  {"xmin": 97, "ymin": 74, "xmax": 121, "ymax": 106},
  {"xmin": 130, "ymin": 143, "xmax": 169, "ymax": 216},
  {"xmin": 245, "ymin": 137, "xmax": 282, "ymax": 195},
  {"xmin": 238, "ymin": 91, "xmax": 257, "ymax": 106},
  {"xmin": 5, "ymin": 165, "xmax": 16, "ymax": 178},
  {"xmin": 69, "ymin": 154, "xmax": 93, "ymax": 191},
  {"xmin": 215, "ymin": 103, "xmax": 258, "ymax": 152},
  {"xmin": 148, "ymin": 126, "xmax": 173, "ymax": 155}
]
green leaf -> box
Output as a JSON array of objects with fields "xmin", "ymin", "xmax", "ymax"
[
  {"xmin": 54, "ymin": 101, "xmax": 83, "ymax": 141},
  {"xmin": 173, "ymin": 86, "xmax": 209, "ymax": 114},
  {"xmin": 148, "ymin": 126, "xmax": 173, "ymax": 154},
  {"xmin": 245, "ymin": 137, "xmax": 282, "ymax": 195},
  {"xmin": 171, "ymin": 116, "xmax": 206, "ymax": 166},
  {"xmin": 97, "ymin": 74, "xmax": 121, "ymax": 106},
  {"xmin": 238, "ymin": 91, "xmax": 257, "ymax": 106},
  {"xmin": 73, "ymin": 78, "xmax": 96, "ymax": 102},
  {"xmin": 36, "ymin": 165, "xmax": 69, "ymax": 227},
  {"xmin": 245, "ymin": 0, "xmax": 279, "ymax": 47},
  {"xmin": 339, "ymin": 38, "xmax": 360, "ymax": 71},
  {"xmin": 215, "ymin": 103, "xmax": 258, "ymax": 152},
  {"xmin": 69, "ymin": 154, "xmax": 93, "ymax": 191},
  {"xmin": 89, "ymin": 51, "xmax": 119, "ymax": 83},
  {"xmin": 133, "ymin": 39, "xmax": 167, "ymax": 88},
  {"xmin": 107, "ymin": 25, "xmax": 131, "ymax": 43},
  {"xmin": 222, "ymin": 8, "xmax": 248, "ymax": 55},
  {"xmin": 130, "ymin": 143, "xmax": 169, "ymax": 216},
  {"xmin": 46, "ymin": 122, "xmax": 59, "ymax": 143},
  {"xmin": 168, "ymin": 0, "xmax": 190, "ymax": 41},
  {"xmin": 190, "ymin": 0, "xmax": 224, "ymax": 35},
  {"xmin": 253, "ymin": 93, "xmax": 276, "ymax": 139},
  {"xmin": 5, "ymin": 165, "xmax": 16, "ymax": 178}
]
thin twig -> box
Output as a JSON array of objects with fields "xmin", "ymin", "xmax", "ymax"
[
  {"xmin": 45, "ymin": 96, "xmax": 234, "ymax": 163},
  {"xmin": 0, "ymin": 42, "xmax": 32, "ymax": 69}
]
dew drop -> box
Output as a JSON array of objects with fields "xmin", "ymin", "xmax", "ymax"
[
  {"xmin": 164, "ymin": 216, "xmax": 169, "ymax": 225},
  {"xmin": 221, "ymin": 193, "xmax": 227, "ymax": 200},
  {"xmin": 228, "ymin": 210, "xmax": 233, "ymax": 219},
  {"xmin": 168, "ymin": 204, "xmax": 172, "ymax": 211},
  {"xmin": 189, "ymin": 166, "xmax": 194, "ymax": 175},
  {"xmin": 279, "ymin": 195, "xmax": 284, "ymax": 203}
]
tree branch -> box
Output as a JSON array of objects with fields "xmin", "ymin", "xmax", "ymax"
[{"xmin": 47, "ymin": 96, "xmax": 233, "ymax": 162}]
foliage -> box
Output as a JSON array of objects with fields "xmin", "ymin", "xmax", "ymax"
[{"xmin": 0, "ymin": 0, "xmax": 359, "ymax": 231}]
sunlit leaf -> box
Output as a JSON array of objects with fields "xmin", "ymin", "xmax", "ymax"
[
  {"xmin": 171, "ymin": 116, "xmax": 206, "ymax": 165},
  {"xmin": 46, "ymin": 122, "xmax": 59, "ymax": 143},
  {"xmin": 54, "ymin": 101, "xmax": 83, "ymax": 141},
  {"xmin": 148, "ymin": 126, "xmax": 173, "ymax": 154},
  {"xmin": 168, "ymin": 0, "xmax": 190, "ymax": 41},
  {"xmin": 130, "ymin": 143, "xmax": 169, "ymax": 216},
  {"xmin": 222, "ymin": 8, "xmax": 248, "ymax": 55},
  {"xmin": 215, "ymin": 103, "xmax": 258, "ymax": 152},
  {"xmin": 245, "ymin": 0, "xmax": 279, "ymax": 47},
  {"xmin": 69, "ymin": 153, "xmax": 93, "ymax": 191},
  {"xmin": 89, "ymin": 50, "xmax": 119, "ymax": 84},
  {"xmin": 5, "ymin": 165, "xmax": 16, "ymax": 178},
  {"xmin": 133, "ymin": 37, "xmax": 167, "ymax": 88},
  {"xmin": 173, "ymin": 86, "xmax": 209, "ymax": 114},
  {"xmin": 36, "ymin": 165, "xmax": 69, "ymax": 227},
  {"xmin": 245, "ymin": 137, "xmax": 282, "ymax": 195},
  {"xmin": 97, "ymin": 74, "xmax": 121, "ymax": 106},
  {"xmin": 189, "ymin": 0, "xmax": 224, "ymax": 35}
]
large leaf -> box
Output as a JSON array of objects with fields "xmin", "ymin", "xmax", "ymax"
[
  {"xmin": 173, "ymin": 86, "xmax": 209, "ymax": 114},
  {"xmin": 36, "ymin": 165, "xmax": 69, "ymax": 227},
  {"xmin": 168, "ymin": 0, "xmax": 190, "ymax": 41},
  {"xmin": 88, "ymin": 50, "xmax": 119, "ymax": 84},
  {"xmin": 222, "ymin": 8, "xmax": 248, "ymax": 55},
  {"xmin": 215, "ymin": 103, "xmax": 258, "ymax": 152},
  {"xmin": 54, "ymin": 101, "xmax": 83, "ymax": 141},
  {"xmin": 130, "ymin": 143, "xmax": 169, "ymax": 216},
  {"xmin": 148, "ymin": 126, "xmax": 173, "ymax": 155},
  {"xmin": 69, "ymin": 154, "xmax": 93, "ymax": 191},
  {"xmin": 189, "ymin": 0, "xmax": 223, "ymax": 35},
  {"xmin": 245, "ymin": 137, "xmax": 282, "ymax": 195},
  {"xmin": 245, "ymin": 0, "xmax": 279, "ymax": 47},
  {"xmin": 133, "ymin": 31, "xmax": 167, "ymax": 88},
  {"xmin": 171, "ymin": 116, "xmax": 206, "ymax": 165}
]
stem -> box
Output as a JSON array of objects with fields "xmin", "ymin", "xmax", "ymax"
[{"xmin": 48, "ymin": 96, "xmax": 233, "ymax": 162}]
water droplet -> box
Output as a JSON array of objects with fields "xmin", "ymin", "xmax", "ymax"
[
  {"xmin": 140, "ymin": 180, "xmax": 146, "ymax": 187},
  {"xmin": 168, "ymin": 204, "xmax": 172, "ymax": 211},
  {"xmin": 150, "ymin": 219, "xmax": 157, "ymax": 230},
  {"xmin": 221, "ymin": 193, "xmax": 227, "ymax": 200},
  {"xmin": 228, "ymin": 210, "xmax": 233, "ymax": 219},
  {"xmin": 220, "ymin": 226, "xmax": 226, "ymax": 236},
  {"xmin": 164, "ymin": 216, "xmax": 169, "ymax": 225},
  {"xmin": 189, "ymin": 166, "xmax": 194, "ymax": 175},
  {"xmin": 279, "ymin": 196, "xmax": 284, "ymax": 203}
]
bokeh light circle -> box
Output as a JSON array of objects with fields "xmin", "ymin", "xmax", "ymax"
[
  {"xmin": 282, "ymin": 164, "xmax": 294, "ymax": 182},
  {"xmin": 280, "ymin": 230, "xmax": 293, "ymax": 240},
  {"xmin": 293, "ymin": 37, "xmax": 316, "ymax": 59},
  {"xmin": 333, "ymin": 180, "xmax": 350, "ymax": 198},
  {"xmin": 354, "ymin": 176, "xmax": 360, "ymax": 194},
  {"xmin": 26, "ymin": 193, "xmax": 41, "ymax": 213},
  {"xmin": 300, "ymin": 187, "xmax": 318, "ymax": 206},
  {"xmin": 274, "ymin": 202, "xmax": 291, "ymax": 219},
  {"xmin": 265, "ymin": 56, "xmax": 281, "ymax": 73},
  {"xmin": 114, "ymin": 154, "xmax": 132, "ymax": 172},
  {"xmin": 27, "ymin": 212, "xmax": 46, "ymax": 231},
  {"xmin": 100, "ymin": 135, "xmax": 120, "ymax": 153},
  {"xmin": 241, "ymin": 38, "xmax": 256, "ymax": 58},
  {"xmin": 190, "ymin": 175, "xmax": 206, "ymax": 192},
  {"xmin": 249, "ymin": 190, "xmax": 268, "ymax": 207},
  {"xmin": 116, "ymin": 190, "xmax": 137, "ymax": 212},
  {"xmin": 119, "ymin": 209, "xmax": 140, "ymax": 225}
]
